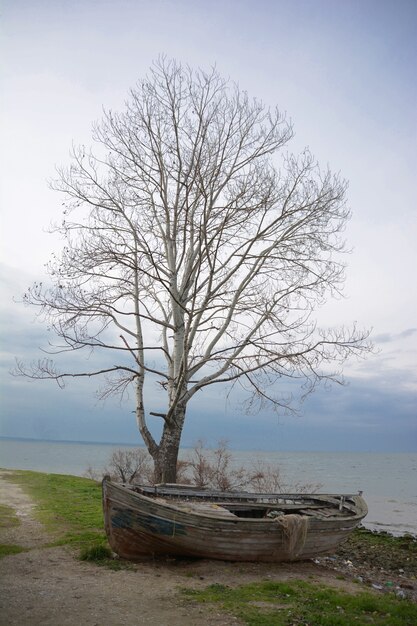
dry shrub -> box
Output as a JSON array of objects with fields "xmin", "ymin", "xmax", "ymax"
[
  {"xmin": 247, "ymin": 460, "xmax": 322, "ymax": 493},
  {"xmin": 85, "ymin": 448, "xmax": 199, "ymax": 485},
  {"xmin": 186, "ymin": 439, "xmax": 248, "ymax": 491},
  {"xmin": 175, "ymin": 459, "xmax": 192, "ymax": 484},
  {"xmin": 285, "ymin": 480, "xmax": 323, "ymax": 494},
  {"xmin": 104, "ymin": 448, "xmax": 153, "ymax": 484},
  {"xmin": 84, "ymin": 465, "xmax": 101, "ymax": 481},
  {"xmin": 247, "ymin": 459, "xmax": 285, "ymax": 492},
  {"xmin": 85, "ymin": 441, "xmax": 321, "ymax": 493},
  {"xmin": 184, "ymin": 441, "xmax": 322, "ymax": 493}
]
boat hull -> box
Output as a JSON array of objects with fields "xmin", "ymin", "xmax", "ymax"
[{"xmin": 102, "ymin": 480, "xmax": 367, "ymax": 562}]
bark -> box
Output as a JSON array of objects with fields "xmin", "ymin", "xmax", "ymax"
[{"xmin": 152, "ymin": 405, "xmax": 186, "ymax": 483}]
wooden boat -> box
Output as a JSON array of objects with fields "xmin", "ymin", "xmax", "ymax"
[{"xmin": 102, "ymin": 478, "xmax": 367, "ymax": 562}]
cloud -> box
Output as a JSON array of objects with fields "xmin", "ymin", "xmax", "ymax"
[
  {"xmin": 1, "ymin": 1, "xmax": 416, "ymax": 454},
  {"xmin": 1, "ymin": 258, "xmax": 416, "ymax": 452},
  {"xmin": 373, "ymin": 328, "xmax": 417, "ymax": 344}
]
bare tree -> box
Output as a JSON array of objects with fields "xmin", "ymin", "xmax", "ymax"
[{"xmin": 16, "ymin": 58, "xmax": 371, "ymax": 482}]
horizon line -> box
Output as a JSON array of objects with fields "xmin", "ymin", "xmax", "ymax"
[{"xmin": 0, "ymin": 436, "xmax": 416, "ymax": 454}]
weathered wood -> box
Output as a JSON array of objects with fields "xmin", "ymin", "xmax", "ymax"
[
  {"xmin": 136, "ymin": 483, "xmax": 361, "ymax": 502},
  {"xmin": 102, "ymin": 479, "xmax": 368, "ymax": 563}
]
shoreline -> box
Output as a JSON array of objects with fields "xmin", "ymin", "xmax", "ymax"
[
  {"xmin": 1, "ymin": 464, "xmax": 416, "ymax": 539},
  {"xmin": 1, "ymin": 439, "xmax": 416, "ymax": 537}
]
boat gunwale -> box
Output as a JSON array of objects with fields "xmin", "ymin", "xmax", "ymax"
[{"xmin": 104, "ymin": 479, "xmax": 368, "ymax": 524}]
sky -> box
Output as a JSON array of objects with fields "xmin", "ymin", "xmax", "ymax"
[{"xmin": 0, "ymin": 0, "xmax": 416, "ymax": 452}]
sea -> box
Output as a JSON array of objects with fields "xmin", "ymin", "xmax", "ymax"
[{"xmin": 0, "ymin": 437, "xmax": 416, "ymax": 537}]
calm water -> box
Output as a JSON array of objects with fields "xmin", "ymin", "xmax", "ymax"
[{"xmin": 1, "ymin": 438, "xmax": 416, "ymax": 536}]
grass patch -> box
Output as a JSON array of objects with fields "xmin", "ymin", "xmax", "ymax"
[
  {"xmin": 0, "ymin": 503, "xmax": 28, "ymax": 559},
  {"xmin": 79, "ymin": 543, "xmax": 113, "ymax": 561},
  {"xmin": 337, "ymin": 527, "xmax": 417, "ymax": 574},
  {"xmin": 79, "ymin": 542, "xmax": 136, "ymax": 570},
  {"xmin": 184, "ymin": 580, "xmax": 417, "ymax": 626},
  {"xmin": 352, "ymin": 527, "xmax": 417, "ymax": 553},
  {"xmin": 0, "ymin": 503, "xmax": 20, "ymax": 528},
  {"xmin": 0, "ymin": 543, "xmax": 28, "ymax": 558},
  {"xmin": 2, "ymin": 470, "xmax": 137, "ymax": 569},
  {"xmin": 6, "ymin": 470, "xmax": 106, "ymax": 552}
]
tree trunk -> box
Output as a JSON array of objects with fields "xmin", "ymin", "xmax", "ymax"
[{"xmin": 153, "ymin": 405, "xmax": 186, "ymax": 483}]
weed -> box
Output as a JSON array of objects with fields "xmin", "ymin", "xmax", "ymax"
[
  {"xmin": 338, "ymin": 527, "xmax": 417, "ymax": 574},
  {"xmin": 0, "ymin": 544, "xmax": 28, "ymax": 558},
  {"xmin": 184, "ymin": 579, "xmax": 417, "ymax": 625},
  {"xmin": 79, "ymin": 543, "xmax": 112, "ymax": 561},
  {"xmin": 0, "ymin": 504, "xmax": 20, "ymax": 528}
]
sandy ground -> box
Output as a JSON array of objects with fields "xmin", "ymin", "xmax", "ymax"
[{"xmin": 0, "ymin": 471, "xmax": 411, "ymax": 625}]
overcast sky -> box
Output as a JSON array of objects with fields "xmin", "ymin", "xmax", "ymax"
[{"xmin": 1, "ymin": 0, "xmax": 416, "ymax": 452}]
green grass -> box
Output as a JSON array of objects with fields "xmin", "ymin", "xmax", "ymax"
[
  {"xmin": 339, "ymin": 527, "xmax": 417, "ymax": 573},
  {"xmin": 0, "ymin": 503, "xmax": 29, "ymax": 559},
  {"xmin": 6, "ymin": 470, "xmax": 107, "ymax": 552},
  {"xmin": 79, "ymin": 543, "xmax": 113, "ymax": 561},
  {"xmin": 0, "ymin": 544, "xmax": 29, "ymax": 558},
  {"xmin": 352, "ymin": 528, "xmax": 417, "ymax": 554},
  {"xmin": 184, "ymin": 580, "xmax": 417, "ymax": 626},
  {"xmin": 0, "ymin": 503, "xmax": 20, "ymax": 528},
  {"xmin": 79, "ymin": 542, "xmax": 136, "ymax": 570}
]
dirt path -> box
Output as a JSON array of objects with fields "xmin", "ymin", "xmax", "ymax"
[
  {"xmin": 1, "ymin": 471, "xmax": 240, "ymax": 626},
  {"xmin": 0, "ymin": 471, "xmax": 403, "ymax": 625}
]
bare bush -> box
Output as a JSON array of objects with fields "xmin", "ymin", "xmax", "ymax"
[
  {"xmin": 186, "ymin": 440, "xmax": 249, "ymax": 491},
  {"xmin": 85, "ymin": 441, "xmax": 321, "ymax": 493},
  {"xmin": 286, "ymin": 480, "xmax": 323, "ymax": 494},
  {"xmin": 174, "ymin": 459, "xmax": 192, "ymax": 485},
  {"xmin": 184, "ymin": 441, "xmax": 322, "ymax": 493},
  {"xmin": 247, "ymin": 459, "xmax": 322, "ymax": 493},
  {"xmin": 83, "ymin": 465, "xmax": 102, "ymax": 482},
  {"xmin": 104, "ymin": 448, "xmax": 153, "ymax": 484},
  {"xmin": 246, "ymin": 460, "xmax": 286, "ymax": 493}
]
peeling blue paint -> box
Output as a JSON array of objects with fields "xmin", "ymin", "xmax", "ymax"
[{"xmin": 111, "ymin": 507, "xmax": 187, "ymax": 536}]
